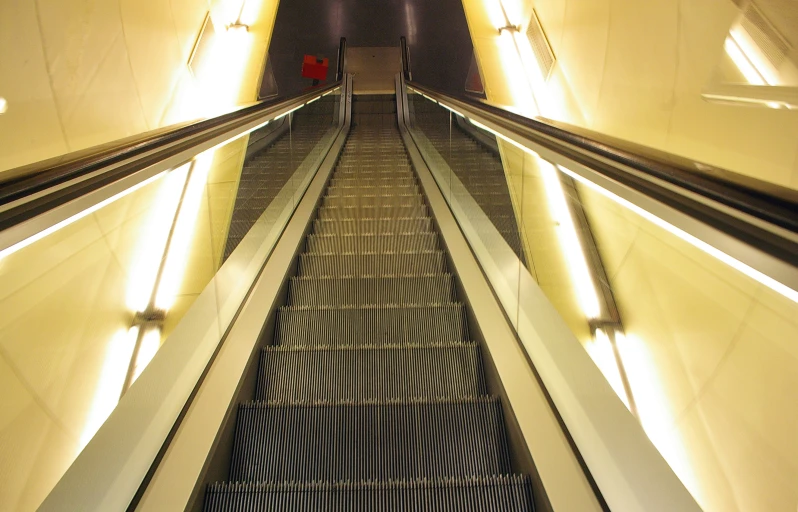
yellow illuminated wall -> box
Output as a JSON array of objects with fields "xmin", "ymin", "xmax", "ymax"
[
  {"xmin": 0, "ymin": 0, "xmax": 280, "ymax": 509},
  {"xmin": 161, "ymin": 137, "xmax": 248, "ymax": 340},
  {"xmin": 460, "ymin": 0, "xmax": 798, "ymax": 510},
  {"xmin": 0, "ymin": 177, "xmax": 168, "ymax": 510},
  {"xmin": 523, "ymin": 0, "xmax": 798, "ymax": 188},
  {"xmin": 0, "ymin": 0, "xmax": 275, "ymax": 172}
]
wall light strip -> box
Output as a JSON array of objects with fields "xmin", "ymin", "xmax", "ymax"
[
  {"xmin": 274, "ymin": 105, "xmax": 304, "ymax": 120},
  {"xmin": 590, "ymin": 328, "xmax": 630, "ymax": 409},
  {"xmin": 557, "ymin": 164, "xmax": 798, "ymax": 303},
  {"xmin": 0, "ymin": 171, "xmax": 168, "ymax": 262},
  {"xmin": 540, "ymin": 160, "xmax": 602, "ymax": 318},
  {"xmin": 468, "ymin": 116, "xmax": 603, "ymax": 318},
  {"xmin": 439, "ymin": 103, "xmax": 464, "ymax": 117},
  {"xmin": 729, "ymin": 27, "xmax": 779, "ymax": 85},
  {"xmin": 724, "ymin": 37, "xmax": 766, "ymax": 85},
  {"xmin": 455, "ymin": 106, "xmax": 798, "ymax": 304},
  {"xmin": 154, "ymin": 152, "xmax": 213, "ymax": 310},
  {"xmin": 79, "ymin": 325, "xmax": 140, "ymax": 451}
]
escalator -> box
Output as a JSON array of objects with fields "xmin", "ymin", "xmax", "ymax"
[
  {"xmin": 224, "ymin": 99, "xmax": 338, "ymax": 261},
  {"xmin": 204, "ymin": 95, "xmax": 535, "ymax": 510},
  {"xmin": 411, "ymin": 98, "xmax": 527, "ymax": 264},
  {"xmin": 11, "ymin": 38, "xmax": 789, "ymax": 512}
]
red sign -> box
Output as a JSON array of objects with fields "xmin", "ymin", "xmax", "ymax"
[{"xmin": 302, "ymin": 55, "xmax": 329, "ymax": 81}]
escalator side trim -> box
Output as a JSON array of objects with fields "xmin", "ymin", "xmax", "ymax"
[
  {"xmin": 38, "ymin": 76, "xmax": 352, "ymax": 512},
  {"xmin": 397, "ymin": 75, "xmax": 702, "ymax": 512},
  {"xmin": 134, "ymin": 74, "xmax": 353, "ymax": 512},
  {"xmin": 396, "ymin": 75, "xmax": 603, "ymax": 512}
]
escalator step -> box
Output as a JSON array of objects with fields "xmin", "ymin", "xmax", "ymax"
[
  {"xmin": 287, "ymin": 275, "xmax": 456, "ymax": 306},
  {"xmin": 317, "ymin": 205, "xmax": 428, "ymax": 220},
  {"xmin": 255, "ymin": 343, "xmax": 485, "ymax": 401},
  {"xmin": 298, "ymin": 252, "xmax": 446, "ymax": 277},
  {"xmin": 230, "ymin": 398, "xmax": 511, "ymax": 482},
  {"xmin": 204, "ymin": 475, "xmax": 534, "ymax": 511},
  {"xmin": 210, "ymin": 108, "xmax": 531, "ymax": 512},
  {"xmin": 325, "ymin": 184, "xmax": 420, "ymax": 196},
  {"xmin": 305, "ymin": 233, "xmax": 438, "ymax": 253},
  {"xmin": 322, "ymin": 194, "xmax": 423, "ymax": 208},
  {"xmin": 275, "ymin": 303, "xmax": 468, "ymax": 347},
  {"xmin": 312, "ymin": 217, "xmax": 434, "ymax": 235},
  {"xmin": 330, "ymin": 176, "xmax": 417, "ymax": 188},
  {"xmin": 334, "ymin": 167, "xmax": 413, "ymax": 177}
]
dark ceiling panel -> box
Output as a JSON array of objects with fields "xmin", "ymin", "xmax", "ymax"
[{"xmin": 266, "ymin": 0, "xmax": 474, "ymax": 96}]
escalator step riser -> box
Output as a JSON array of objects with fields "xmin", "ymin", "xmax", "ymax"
[
  {"xmin": 339, "ymin": 152, "xmax": 407, "ymax": 158},
  {"xmin": 337, "ymin": 156, "xmax": 409, "ymax": 161},
  {"xmin": 229, "ymin": 399, "xmax": 511, "ymax": 481},
  {"xmin": 305, "ymin": 233, "xmax": 439, "ymax": 254},
  {"xmin": 335, "ymin": 162, "xmax": 410, "ymax": 169},
  {"xmin": 317, "ymin": 205, "xmax": 429, "ymax": 220},
  {"xmin": 325, "ymin": 184, "xmax": 420, "ymax": 196},
  {"xmin": 332, "ymin": 171, "xmax": 415, "ymax": 181},
  {"xmin": 287, "ymin": 275, "xmax": 456, "ymax": 307},
  {"xmin": 255, "ymin": 344, "xmax": 486, "ymax": 401},
  {"xmin": 330, "ymin": 177, "xmax": 417, "ymax": 188},
  {"xmin": 276, "ymin": 304, "xmax": 469, "ymax": 346},
  {"xmin": 334, "ymin": 167, "xmax": 411, "ymax": 175},
  {"xmin": 298, "ymin": 252, "xmax": 446, "ymax": 277},
  {"xmin": 204, "ymin": 475, "xmax": 534, "ymax": 511},
  {"xmin": 313, "ymin": 217, "xmax": 433, "ymax": 235},
  {"xmin": 322, "ymin": 194, "xmax": 423, "ymax": 208}
]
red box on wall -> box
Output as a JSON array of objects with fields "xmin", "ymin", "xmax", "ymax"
[{"xmin": 302, "ymin": 55, "xmax": 329, "ymax": 81}]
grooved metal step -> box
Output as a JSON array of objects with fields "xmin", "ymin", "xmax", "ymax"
[
  {"xmin": 298, "ymin": 252, "xmax": 447, "ymax": 276},
  {"xmin": 322, "ymin": 194, "xmax": 423, "ymax": 208},
  {"xmin": 204, "ymin": 475, "xmax": 534, "ymax": 511},
  {"xmin": 230, "ymin": 398, "xmax": 511, "ymax": 481},
  {"xmin": 330, "ymin": 176, "xmax": 418, "ymax": 188},
  {"xmin": 305, "ymin": 233, "xmax": 439, "ymax": 253},
  {"xmin": 275, "ymin": 303, "xmax": 469, "ymax": 346},
  {"xmin": 317, "ymin": 205, "xmax": 429, "ymax": 220},
  {"xmin": 287, "ymin": 275, "xmax": 456, "ymax": 306},
  {"xmin": 334, "ymin": 165, "xmax": 412, "ymax": 175},
  {"xmin": 325, "ymin": 184, "xmax": 419, "ymax": 197},
  {"xmin": 256, "ymin": 343, "xmax": 486, "ymax": 401},
  {"xmin": 312, "ymin": 217, "xmax": 434, "ymax": 235},
  {"xmin": 207, "ymin": 108, "xmax": 532, "ymax": 512}
]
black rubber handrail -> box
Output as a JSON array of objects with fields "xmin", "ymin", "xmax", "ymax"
[
  {"xmin": 0, "ymin": 81, "xmax": 342, "ymax": 208},
  {"xmin": 336, "ymin": 37, "xmax": 347, "ymax": 81},
  {"xmin": 407, "ymin": 81, "xmax": 798, "ymax": 235},
  {"xmin": 400, "ymin": 36, "xmax": 412, "ymax": 82}
]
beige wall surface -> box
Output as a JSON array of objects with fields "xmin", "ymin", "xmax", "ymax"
[
  {"xmin": 0, "ymin": 177, "xmax": 167, "ymax": 511},
  {"xmin": 459, "ymin": 0, "xmax": 798, "ymax": 510},
  {"xmin": 0, "ymin": 0, "xmax": 278, "ymax": 509},
  {"xmin": 580, "ymin": 184, "xmax": 798, "ymax": 512},
  {"xmin": 0, "ymin": 0, "xmax": 274, "ymax": 173},
  {"xmin": 0, "ymin": 141, "xmax": 245, "ymax": 511},
  {"xmin": 530, "ymin": 0, "xmax": 798, "ymax": 189}
]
